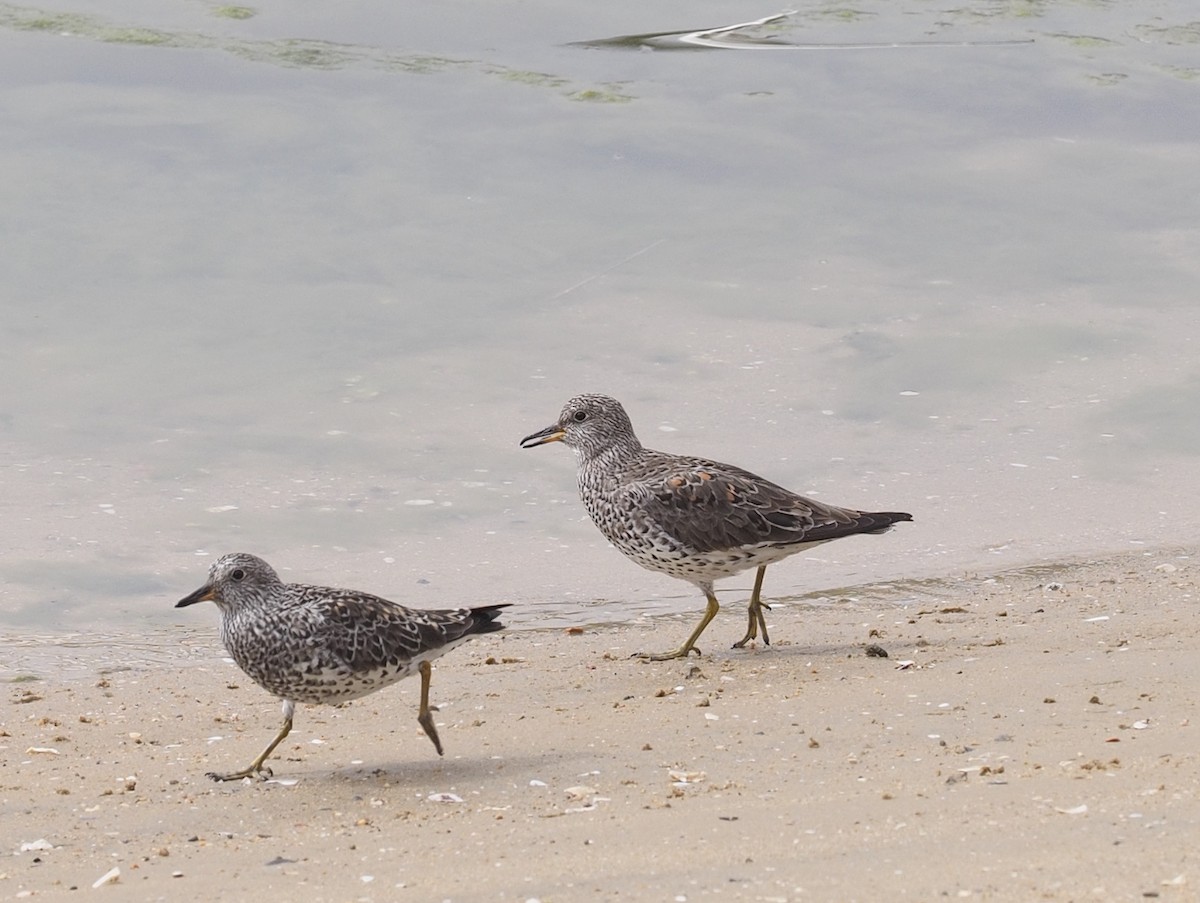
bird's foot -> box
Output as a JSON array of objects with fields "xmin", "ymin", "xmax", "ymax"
[
  {"xmin": 732, "ymin": 601, "xmax": 772, "ymax": 649},
  {"xmin": 732, "ymin": 630, "xmax": 772, "ymax": 649},
  {"xmin": 418, "ymin": 706, "xmax": 445, "ymax": 757},
  {"xmin": 632, "ymin": 645, "xmax": 702, "ymax": 662},
  {"xmin": 206, "ymin": 762, "xmax": 272, "ymax": 783}
]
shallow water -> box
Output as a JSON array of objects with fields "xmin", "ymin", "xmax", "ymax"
[{"xmin": 2, "ymin": 1, "xmax": 1199, "ymax": 642}]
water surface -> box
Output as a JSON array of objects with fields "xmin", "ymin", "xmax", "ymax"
[{"xmin": 2, "ymin": 1, "xmax": 1199, "ymax": 649}]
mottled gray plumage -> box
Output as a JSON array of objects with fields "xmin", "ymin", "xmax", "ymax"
[
  {"xmin": 521, "ymin": 394, "xmax": 911, "ymax": 659},
  {"xmin": 176, "ymin": 552, "xmax": 507, "ymax": 781}
]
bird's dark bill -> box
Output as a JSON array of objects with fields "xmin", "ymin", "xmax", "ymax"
[
  {"xmin": 175, "ymin": 585, "xmax": 215, "ymax": 608},
  {"xmin": 519, "ymin": 425, "xmax": 565, "ymax": 448}
]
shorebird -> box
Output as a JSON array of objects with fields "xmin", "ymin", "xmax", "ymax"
[
  {"xmin": 176, "ymin": 552, "xmax": 508, "ymax": 780},
  {"xmin": 520, "ymin": 393, "xmax": 911, "ymax": 660}
]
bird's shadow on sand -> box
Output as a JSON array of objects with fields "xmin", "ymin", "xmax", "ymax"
[
  {"xmin": 633, "ymin": 638, "xmax": 908, "ymax": 667},
  {"xmin": 233, "ymin": 749, "xmax": 580, "ymax": 789}
]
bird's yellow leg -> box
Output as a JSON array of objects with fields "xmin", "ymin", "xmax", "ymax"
[
  {"xmin": 733, "ymin": 566, "xmax": 771, "ymax": 649},
  {"xmin": 207, "ymin": 700, "xmax": 295, "ymax": 782},
  {"xmin": 416, "ymin": 660, "xmax": 445, "ymax": 756},
  {"xmin": 637, "ymin": 589, "xmax": 720, "ymax": 661}
]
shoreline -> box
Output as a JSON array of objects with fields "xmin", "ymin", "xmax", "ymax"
[
  {"xmin": 4, "ymin": 545, "xmax": 1198, "ymax": 900},
  {"xmin": 1, "ymin": 543, "xmax": 1185, "ymax": 679}
]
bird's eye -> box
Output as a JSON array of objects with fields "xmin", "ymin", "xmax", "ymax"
[
  {"xmin": 230, "ymin": 568, "xmax": 246, "ymax": 581},
  {"xmin": 572, "ymin": 410, "xmax": 588, "ymax": 422}
]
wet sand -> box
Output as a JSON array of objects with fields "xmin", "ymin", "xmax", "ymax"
[{"xmin": 3, "ymin": 546, "xmax": 1197, "ymax": 901}]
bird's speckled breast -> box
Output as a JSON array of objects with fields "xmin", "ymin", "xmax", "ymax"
[
  {"xmin": 221, "ymin": 607, "xmax": 423, "ymax": 705},
  {"xmin": 579, "ymin": 457, "xmax": 717, "ymax": 579}
]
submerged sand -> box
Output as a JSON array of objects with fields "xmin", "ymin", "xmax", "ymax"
[{"xmin": 3, "ymin": 547, "xmax": 1198, "ymax": 901}]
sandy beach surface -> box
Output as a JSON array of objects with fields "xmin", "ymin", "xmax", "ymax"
[{"xmin": 3, "ymin": 546, "xmax": 1197, "ymax": 902}]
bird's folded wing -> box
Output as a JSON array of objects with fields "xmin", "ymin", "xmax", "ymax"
[{"xmin": 635, "ymin": 462, "xmax": 865, "ymax": 554}]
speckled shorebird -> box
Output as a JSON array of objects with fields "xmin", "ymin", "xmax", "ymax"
[
  {"xmin": 176, "ymin": 553, "xmax": 508, "ymax": 781},
  {"xmin": 520, "ymin": 394, "xmax": 911, "ymax": 660}
]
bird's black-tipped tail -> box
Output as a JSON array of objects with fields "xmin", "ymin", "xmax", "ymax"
[
  {"xmin": 861, "ymin": 511, "xmax": 913, "ymax": 535},
  {"xmin": 796, "ymin": 509, "xmax": 912, "ymax": 545},
  {"xmin": 468, "ymin": 603, "xmax": 511, "ymax": 636}
]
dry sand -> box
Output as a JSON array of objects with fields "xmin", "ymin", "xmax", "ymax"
[{"xmin": 3, "ymin": 547, "xmax": 1198, "ymax": 901}]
